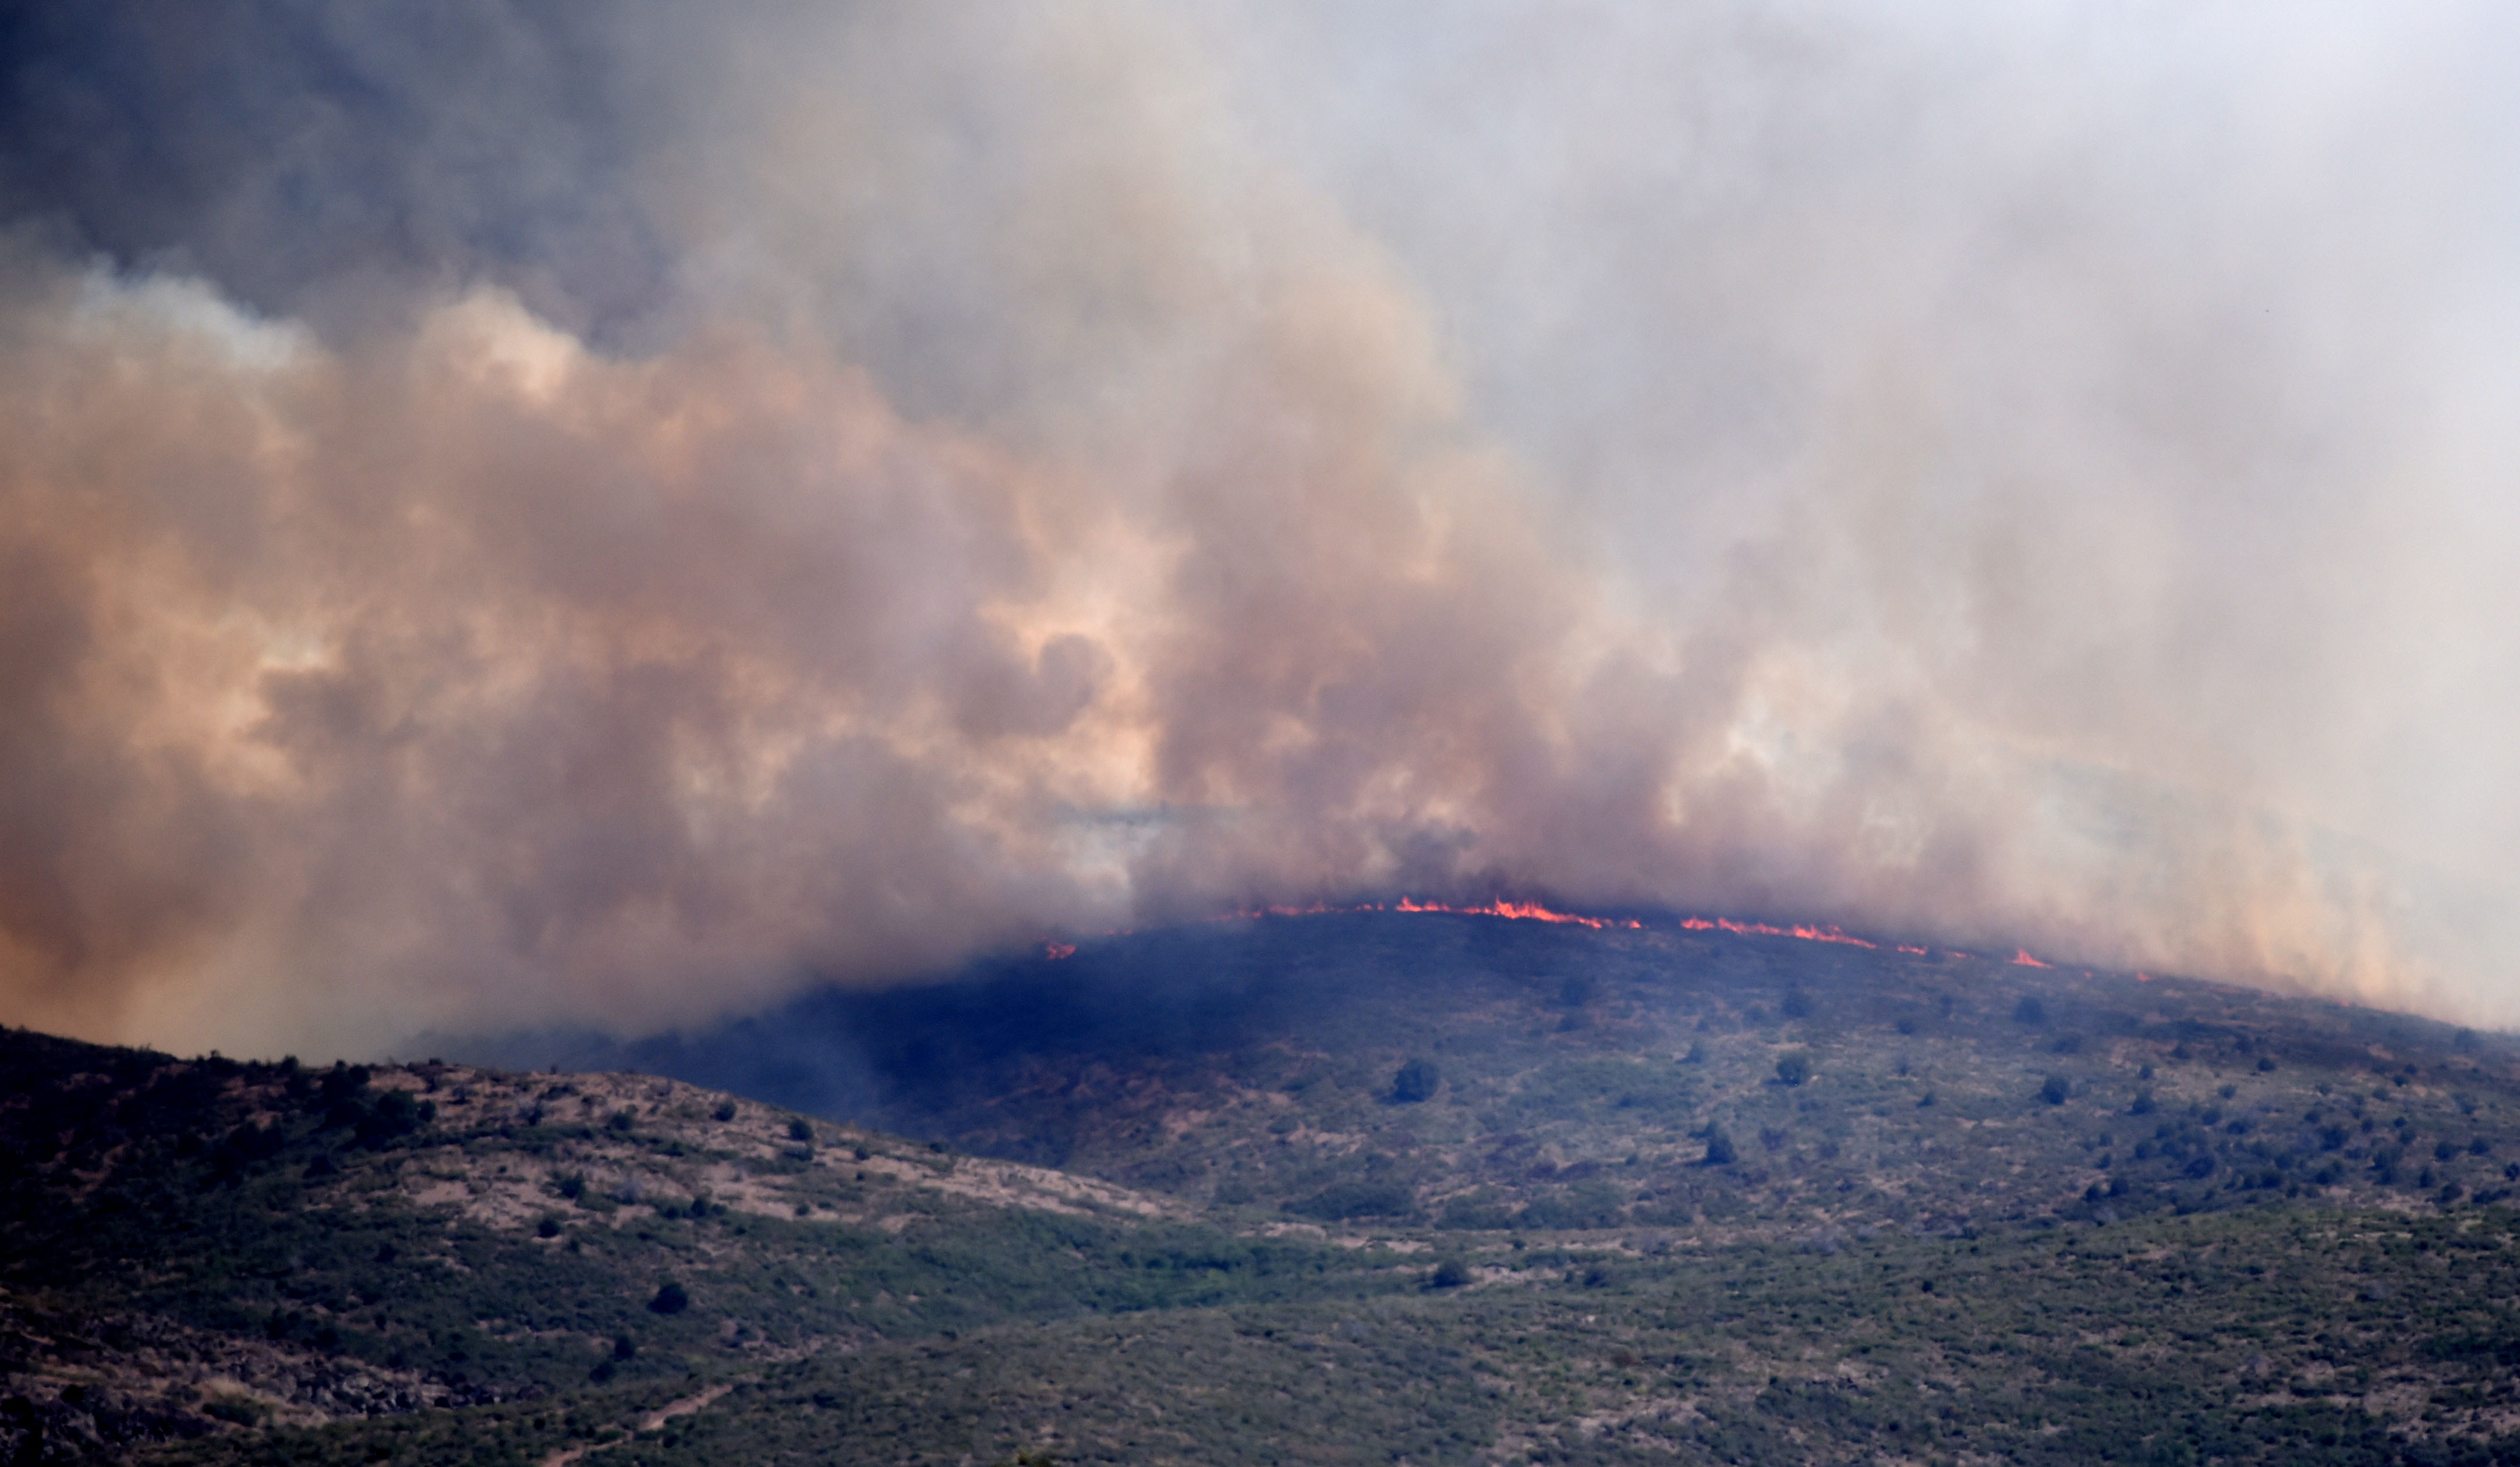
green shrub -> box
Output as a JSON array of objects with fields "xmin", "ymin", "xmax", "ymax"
[{"xmin": 1390, "ymin": 1059, "xmax": 1440, "ymax": 1104}]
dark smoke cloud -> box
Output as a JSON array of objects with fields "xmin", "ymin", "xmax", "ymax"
[{"xmin": 1, "ymin": 1, "xmax": 2516, "ymax": 1055}]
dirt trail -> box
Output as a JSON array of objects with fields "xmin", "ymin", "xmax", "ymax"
[{"xmin": 537, "ymin": 1381, "xmax": 737, "ymax": 1466}]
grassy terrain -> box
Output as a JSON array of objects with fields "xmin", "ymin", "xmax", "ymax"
[
  {"xmin": 8, "ymin": 909, "xmax": 2520, "ymax": 1462},
  {"xmin": 137, "ymin": 1206, "xmax": 2520, "ymax": 1465}
]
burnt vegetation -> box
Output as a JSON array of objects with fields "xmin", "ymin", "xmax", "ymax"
[{"xmin": 8, "ymin": 910, "xmax": 2520, "ymax": 1462}]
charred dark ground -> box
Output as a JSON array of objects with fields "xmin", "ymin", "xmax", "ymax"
[{"xmin": 10, "ymin": 912, "xmax": 2520, "ymax": 1465}]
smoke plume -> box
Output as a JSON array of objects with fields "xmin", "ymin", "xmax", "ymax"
[{"xmin": 2, "ymin": 1, "xmax": 2517, "ymax": 1055}]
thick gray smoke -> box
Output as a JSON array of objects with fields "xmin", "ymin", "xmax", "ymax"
[{"xmin": 2, "ymin": 1, "xmax": 2516, "ymax": 1056}]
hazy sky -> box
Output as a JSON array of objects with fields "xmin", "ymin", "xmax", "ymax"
[{"xmin": 3, "ymin": 1, "xmax": 2517, "ymax": 1057}]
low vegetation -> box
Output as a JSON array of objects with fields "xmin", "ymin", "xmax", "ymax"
[{"xmin": 3, "ymin": 910, "xmax": 2518, "ymax": 1461}]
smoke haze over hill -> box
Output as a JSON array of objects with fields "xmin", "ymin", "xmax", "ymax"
[{"xmin": 2, "ymin": 2, "xmax": 2517, "ymax": 1055}]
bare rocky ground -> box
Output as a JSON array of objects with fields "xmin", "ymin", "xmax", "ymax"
[
  {"xmin": 361, "ymin": 1062, "xmax": 1185, "ymax": 1233},
  {"xmin": 0, "ymin": 1030, "xmax": 1209, "ymax": 1461}
]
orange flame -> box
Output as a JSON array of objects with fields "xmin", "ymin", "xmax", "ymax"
[
  {"xmin": 1052, "ymin": 899, "xmax": 1995, "ymax": 961},
  {"xmin": 2011, "ymin": 949, "xmax": 2050, "ymax": 968},
  {"xmin": 1395, "ymin": 896, "xmax": 1641, "ymax": 929},
  {"xmin": 1198, "ymin": 896, "xmax": 1647, "ymax": 930},
  {"xmin": 1678, "ymin": 916, "xmax": 1877, "ymax": 948}
]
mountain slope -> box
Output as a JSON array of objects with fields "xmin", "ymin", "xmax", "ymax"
[
  {"xmin": 498, "ymin": 910, "xmax": 2520, "ymax": 1236},
  {"xmin": 8, "ymin": 910, "xmax": 2520, "ymax": 1463},
  {"xmin": 0, "ymin": 1029, "xmax": 1396, "ymax": 1462}
]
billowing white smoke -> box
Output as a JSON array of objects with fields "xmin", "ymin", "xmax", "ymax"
[{"xmin": 1, "ymin": 1, "xmax": 2516, "ymax": 1055}]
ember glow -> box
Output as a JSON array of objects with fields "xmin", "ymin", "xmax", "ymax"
[{"xmin": 1, "ymin": 3, "xmax": 2518, "ymax": 1055}]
